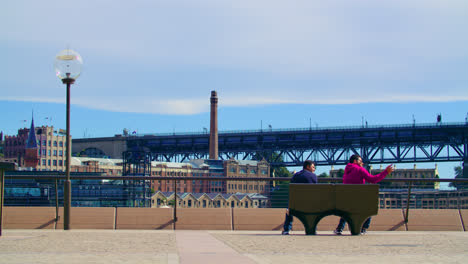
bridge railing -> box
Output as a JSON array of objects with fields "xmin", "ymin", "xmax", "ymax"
[
  {"xmin": 1, "ymin": 172, "xmax": 467, "ymax": 233},
  {"xmin": 133, "ymin": 122, "xmax": 468, "ymax": 137}
]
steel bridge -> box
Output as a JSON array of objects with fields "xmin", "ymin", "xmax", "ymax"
[{"xmin": 125, "ymin": 122, "xmax": 468, "ymax": 167}]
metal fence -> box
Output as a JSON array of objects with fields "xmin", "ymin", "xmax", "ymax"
[{"xmin": 1, "ymin": 171, "xmax": 467, "ymax": 234}]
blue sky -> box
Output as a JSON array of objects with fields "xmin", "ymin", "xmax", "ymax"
[{"xmin": 1, "ymin": 1, "xmax": 468, "ymax": 184}]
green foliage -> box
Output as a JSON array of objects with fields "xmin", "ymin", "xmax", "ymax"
[
  {"xmin": 167, "ymin": 199, "xmax": 175, "ymax": 206},
  {"xmin": 336, "ymin": 168, "xmax": 345, "ymax": 178},
  {"xmin": 449, "ymin": 166, "xmax": 467, "ymax": 190},
  {"xmin": 273, "ymin": 167, "xmax": 292, "ymax": 178},
  {"xmin": 253, "ymin": 151, "xmax": 292, "ymax": 178},
  {"xmin": 318, "ymin": 172, "xmax": 329, "ymax": 178}
]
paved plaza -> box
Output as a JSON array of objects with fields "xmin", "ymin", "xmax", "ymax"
[{"xmin": 0, "ymin": 230, "xmax": 467, "ymax": 264}]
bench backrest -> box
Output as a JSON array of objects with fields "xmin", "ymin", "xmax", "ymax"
[{"xmin": 289, "ymin": 184, "xmax": 379, "ymax": 215}]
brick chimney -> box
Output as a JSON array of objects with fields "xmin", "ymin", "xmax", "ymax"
[{"xmin": 209, "ymin": 91, "xmax": 218, "ymax": 159}]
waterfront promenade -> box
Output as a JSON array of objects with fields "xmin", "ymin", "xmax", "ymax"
[{"xmin": 1, "ymin": 230, "xmax": 467, "ymax": 264}]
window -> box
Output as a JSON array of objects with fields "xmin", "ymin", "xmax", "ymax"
[
  {"xmin": 42, "ymin": 159, "xmax": 46, "ymax": 165},
  {"xmin": 48, "ymin": 160, "xmax": 51, "ymax": 166},
  {"xmin": 59, "ymin": 150, "xmax": 63, "ymax": 156},
  {"xmin": 53, "ymin": 150, "xmax": 57, "ymax": 156},
  {"xmin": 42, "ymin": 140, "xmax": 46, "ymax": 146},
  {"xmin": 240, "ymin": 168, "xmax": 246, "ymax": 174},
  {"xmin": 48, "ymin": 141, "xmax": 51, "ymax": 146},
  {"xmin": 59, "ymin": 160, "xmax": 63, "ymax": 166},
  {"xmin": 59, "ymin": 141, "xmax": 63, "ymax": 147},
  {"xmin": 48, "ymin": 150, "xmax": 51, "ymax": 156},
  {"xmin": 230, "ymin": 167, "xmax": 236, "ymax": 172},
  {"xmin": 53, "ymin": 160, "xmax": 57, "ymax": 166},
  {"xmin": 53, "ymin": 141, "xmax": 57, "ymax": 147},
  {"xmin": 250, "ymin": 169, "xmax": 256, "ymax": 174},
  {"xmin": 42, "ymin": 149, "xmax": 46, "ymax": 155}
]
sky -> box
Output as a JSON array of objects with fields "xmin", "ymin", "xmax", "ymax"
[{"xmin": 1, "ymin": 1, "xmax": 468, "ymax": 185}]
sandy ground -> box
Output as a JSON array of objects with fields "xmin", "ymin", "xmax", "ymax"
[{"xmin": 0, "ymin": 230, "xmax": 467, "ymax": 264}]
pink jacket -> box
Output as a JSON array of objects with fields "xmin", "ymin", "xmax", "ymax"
[{"xmin": 342, "ymin": 163, "xmax": 388, "ymax": 184}]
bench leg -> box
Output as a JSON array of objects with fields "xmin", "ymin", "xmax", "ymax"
[
  {"xmin": 348, "ymin": 214, "xmax": 370, "ymax": 235},
  {"xmin": 302, "ymin": 215, "xmax": 320, "ymax": 235}
]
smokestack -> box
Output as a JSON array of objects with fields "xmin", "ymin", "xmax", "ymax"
[{"xmin": 209, "ymin": 91, "xmax": 218, "ymax": 159}]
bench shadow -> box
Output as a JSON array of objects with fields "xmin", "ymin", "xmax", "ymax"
[
  {"xmin": 236, "ymin": 233, "xmax": 350, "ymax": 237},
  {"xmin": 272, "ymin": 224, "xmax": 283, "ymax": 230},
  {"xmin": 155, "ymin": 219, "xmax": 175, "ymax": 229},
  {"xmin": 36, "ymin": 219, "xmax": 57, "ymax": 229},
  {"xmin": 387, "ymin": 220, "xmax": 406, "ymax": 231}
]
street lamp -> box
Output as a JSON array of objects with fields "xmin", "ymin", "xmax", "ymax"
[{"xmin": 54, "ymin": 49, "xmax": 83, "ymax": 230}]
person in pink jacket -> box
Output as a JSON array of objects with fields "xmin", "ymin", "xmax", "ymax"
[{"xmin": 334, "ymin": 154, "xmax": 394, "ymax": 235}]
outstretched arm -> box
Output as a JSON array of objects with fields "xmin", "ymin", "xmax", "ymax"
[{"xmin": 360, "ymin": 165, "xmax": 393, "ymax": 184}]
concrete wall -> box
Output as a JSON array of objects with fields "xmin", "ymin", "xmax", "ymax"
[
  {"xmin": 116, "ymin": 208, "xmax": 173, "ymax": 230},
  {"xmin": 369, "ymin": 209, "xmax": 406, "ymax": 231},
  {"xmin": 55, "ymin": 207, "xmax": 115, "ymax": 229},
  {"xmin": 3, "ymin": 207, "xmax": 57, "ymax": 229},
  {"xmin": 176, "ymin": 208, "xmax": 231, "ymax": 230},
  {"xmin": 233, "ymin": 208, "xmax": 286, "ymax": 231},
  {"xmin": 2, "ymin": 207, "xmax": 467, "ymax": 232},
  {"xmin": 405, "ymin": 209, "xmax": 464, "ymax": 231}
]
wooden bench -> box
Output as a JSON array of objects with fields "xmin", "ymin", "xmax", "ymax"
[{"xmin": 289, "ymin": 184, "xmax": 379, "ymax": 235}]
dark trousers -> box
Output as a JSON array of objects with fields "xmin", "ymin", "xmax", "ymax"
[
  {"xmin": 336, "ymin": 217, "xmax": 371, "ymax": 231},
  {"xmin": 283, "ymin": 212, "xmax": 293, "ymax": 232}
]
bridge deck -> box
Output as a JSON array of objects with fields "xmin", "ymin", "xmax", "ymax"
[{"xmin": 71, "ymin": 122, "xmax": 468, "ymax": 166}]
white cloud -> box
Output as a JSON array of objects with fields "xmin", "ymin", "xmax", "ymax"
[{"xmin": 1, "ymin": 0, "xmax": 467, "ymax": 114}]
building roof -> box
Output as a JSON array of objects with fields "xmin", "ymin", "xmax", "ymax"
[
  {"xmin": 26, "ymin": 116, "xmax": 37, "ymax": 149},
  {"xmin": 71, "ymin": 157, "xmax": 123, "ymax": 166},
  {"xmin": 236, "ymin": 160, "xmax": 263, "ymax": 166},
  {"xmin": 151, "ymin": 161, "xmax": 192, "ymax": 168},
  {"xmin": 187, "ymin": 159, "xmax": 209, "ymax": 168}
]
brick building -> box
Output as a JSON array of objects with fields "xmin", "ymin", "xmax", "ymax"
[
  {"xmin": 149, "ymin": 159, "xmax": 270, "ymax": 195},
  {"xmin": 3, "ymin": 119, "xmax": 68, "ymax": 171}
]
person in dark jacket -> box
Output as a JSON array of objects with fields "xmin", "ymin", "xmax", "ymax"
[{"xmin": 281, "ymin": 160, "xmax": 317, "ymax": 235}]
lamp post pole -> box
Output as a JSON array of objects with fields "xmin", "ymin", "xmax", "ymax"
[
  {"xmin": 63, "ymin": 74, "xmax": 74, "ymax": 230},
  {"xmin": 54, "ymin": 48, "xmax": 82, "ymax": 230}
]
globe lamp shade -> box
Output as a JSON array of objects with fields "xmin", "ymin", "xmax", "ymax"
[{"xmin": 54, "ymin": 49, "xmax": 83, "ymax": 80}]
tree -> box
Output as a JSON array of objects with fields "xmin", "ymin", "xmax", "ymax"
[
  {"xmin": 318, "ymin": 172, "xmax": 329, "ymax": 178},
  {"xmin": 336, "ymin": 169, "xmax": 345, "ymax": 178},
  {"xmin": 449, "ymin": 166, "xmax": 467, "ymax": 190},
  {"xmin": 272, "ymin": 167, "xmax": 293, "ymax": 178},
  {"xmin": 253, "ymin": 151, "xmax": 293, "ymax": 178}
]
